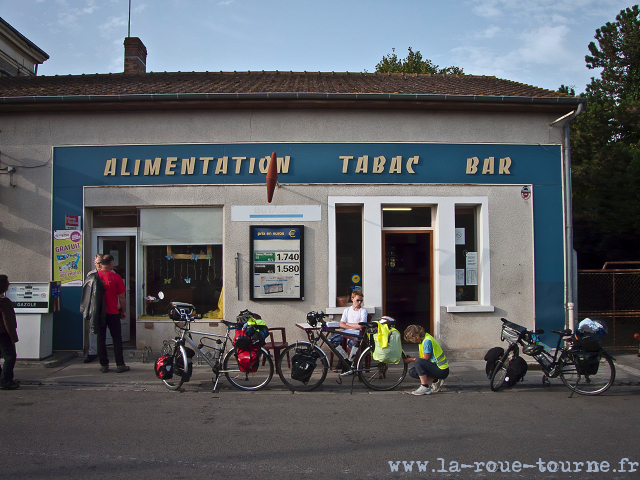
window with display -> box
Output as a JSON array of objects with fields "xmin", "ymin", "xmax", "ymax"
[{"xmin": 455, "ymin": 206, "xmax": 479, "ymax": 302}]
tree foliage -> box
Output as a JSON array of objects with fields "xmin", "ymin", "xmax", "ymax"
[
  {"xmin": 375, "ymin": 47, "xmax": 464, "ymax": 75},
  {"xmin": 571, "ymin": 5, "xmax": 640, "ymax": 268}
]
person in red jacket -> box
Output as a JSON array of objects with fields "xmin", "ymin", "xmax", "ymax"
[
  {"xmin": 97, "ymin": 255, "xmax": 130, "ymax": 373},
  {"xmin": 0, "ymin": 275, "xmax": 20, "ymax": 390}
]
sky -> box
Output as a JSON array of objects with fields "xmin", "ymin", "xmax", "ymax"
[{"xmin": 2, "ymin": 0, "xmax": 636, "ymax": 93}]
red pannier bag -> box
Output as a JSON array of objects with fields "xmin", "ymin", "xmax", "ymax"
[
  {"xmin": 234, "ymin": 329, "xmax": 260, "ymax": 373},
  {"xmin": 155, "ymin": 354, "xmax": 174, "ymax": 379}
]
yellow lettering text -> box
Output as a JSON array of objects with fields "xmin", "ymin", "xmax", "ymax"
[
  {"xmin": 406, "ymin": 156, "xmax": 419, "ymax": 174},
  {"xmin": 373, "ymin": 156, "xmax": 386, "ymax": 174},
  {"xmin": 144, "ymin": 158, "xmax": 161, "ymax": 176},
  {"xmin": 120, "ymin": 158, "xmax": 131, "ymax": 176},
  {"xmin": 200, "ymin": 157, "xmax": 213, "ymax": 175},
  {"xmin": 389, "ymin": 156, "xmax": 402, "ymax": 174},
  {"xmin": 499, "ymin": 157, "xmax": 511, "ymax": 174},
  {"xmin": 181, "ymin": 157, "xmax": 195, "ymax": 175},
  {"xmin": 278, "ymin": 156, "xmax": 291, "ymax": 174},
  {"xmin": 482, "ymin": 157, "xmax": 494, "ymax": 175},
  {"xmin": 259, "ymin": 156, "xmax": 270, "ymax": 174},
  {"xmin": 340, "ymin": 156, "xmax": 353, "ymax": 174},
  {"xmin": 249, "ymin": 157, "xmax": 256, "ymax": 173},
  {"xmin": 355, "ymin": 155, "xmax": 368, "ymax": 173},
  {"xmin": 134, "ymin": 159, "xmax": 141, "ymax": 175},
  {"xmin": 466, "ymin": 157, "xmax": 479, "ymax": 174},
  {"xmin": 165, "ymin": 157, "xmax": 177, "ymax": 176},
  {"xmin": 104, "ymin": 158, "xmax": 116, "ymax": 176},
  {"xmin": 233, "ymin": 156, "xmax": 246, "ymax": 174},
  {"xmin": 215, "ymin": 156, "xmax": 228, "ymax": 175}
]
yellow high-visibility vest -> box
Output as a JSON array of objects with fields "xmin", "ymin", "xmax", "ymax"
[{"xmin": 418, "ymin": 333, "xmax": 449, "ymax": 369}]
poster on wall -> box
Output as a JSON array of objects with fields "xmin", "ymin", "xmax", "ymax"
[
  {"xmin": 53, "ymin": 230, "xmax": 83, "ymax": 286},
  {"xmin": 250, "ymin": 226, "xmax": 304, "ymax": 300}
]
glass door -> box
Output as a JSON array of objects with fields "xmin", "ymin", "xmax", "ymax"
[
  {"xmin": 97, "ymin": 236, "xmax": 132, "ymax": 343},
  {"xmin": 383, "ymin": 231, "xmax": 433, "ymax": 333}
]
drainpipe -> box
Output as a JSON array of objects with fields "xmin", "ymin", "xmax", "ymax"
[{"xmin": 550, "ymin": 102, "xmax": 584, "ymax": 332}]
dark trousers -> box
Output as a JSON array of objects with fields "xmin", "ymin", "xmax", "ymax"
[
  {"xmin": 411, "ymin": 357, "xmax": 449, "ymax": 380},
  {"xmin": 0, "ymin": 333, "xmax": 17, "ymax": 387},
  {"xmin": 97, "ymin": 313, "xmax": 125, "ymax": 367}
]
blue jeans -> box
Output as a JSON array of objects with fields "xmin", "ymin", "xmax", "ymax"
[
  {"xmin": 0, "ymin": 333, "xmax": 17, "ymax": 387},
  {"xmin": 97, "ymin": 313, "xmax": 125, "ymax": 367}
]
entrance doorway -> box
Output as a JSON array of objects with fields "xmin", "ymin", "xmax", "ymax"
[
  {"xmin": 383, "ymin": 232, "xmax": 433, "ymax": 333},
  {"xmin": 95, "ymin": 235, "xmax": 136, "ymax": 345}
]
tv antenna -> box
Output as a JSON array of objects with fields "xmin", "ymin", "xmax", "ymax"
[{"xmin": 128, "ymin": 0, "xmax": 132, "ymax": 37}]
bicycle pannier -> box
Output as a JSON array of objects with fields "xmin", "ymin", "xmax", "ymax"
[
  {"xmin": 155, "ymin": 354, "xmax": 174, "ymax": 379},
  {"xmin": 573, "ymin": 352, "xmax": 600, "ymax": 376},
  {"xmin": 372, "ymin": 322, "xmax": 402, "ymax": 364},
  {"xmin": 483, "ymin": 347, "xmax": 504, "ymax": 379},
  {"xmin": 236, "ymin": 346, "xmax": 260, "ymax": 373},
  {"xmin": 570, "ymin": 331, "xmax": 603, "ymax": 352},
  {"xmin": 291, "ymin": 349, "xmax": 317, "ymax": 383},
  {"xmin": 173, "ymin": 347, "xmax": 195, "ymax": 381},
  {"xmin": 504, "ymin": 356, "xmax": 528, "ymax": 387}
]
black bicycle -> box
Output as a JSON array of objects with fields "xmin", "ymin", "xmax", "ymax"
[
  {"xmin": 490, "ymin": 318, "xmax": 616, "ymax": 395},
  {"xmin": 277, "ymin": 311, "xmax": 407, "ymax": 392}
]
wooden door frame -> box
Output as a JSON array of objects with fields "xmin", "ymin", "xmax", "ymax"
[{"xmin": 382, "ymin": 230, "xmax": 434, "ymax": 334}]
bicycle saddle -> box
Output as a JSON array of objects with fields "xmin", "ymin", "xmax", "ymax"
[{"xmin": 551, "ymin": 329, "xmax": 573, "ymax": 336}]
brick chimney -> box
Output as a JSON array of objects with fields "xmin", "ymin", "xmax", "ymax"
[{"xmin": 124, "ymin": 37, "xmax": 147, "ymax": 74}]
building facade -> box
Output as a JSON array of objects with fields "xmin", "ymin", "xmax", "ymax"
[{"xmin": 0, "ymin": 39, "xmax": 584, "ymax": 357}]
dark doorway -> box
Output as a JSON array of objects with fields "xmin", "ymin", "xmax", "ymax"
[{"xmin": 383, "ymin": 232, "xmax": 433, "ymax": 334}]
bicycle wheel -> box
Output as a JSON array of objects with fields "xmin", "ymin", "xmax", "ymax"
[
  {"xmin": 161, "ymin": 340, "xmax": 185, "ymax": 391},
  {"xmin": 222, "ymin": 348, "xmax": 273, "ymax": 391},
  {"xmin": 357, "ymin": 347, "xmax": 407, "ymax": 391},
  {"xmin": 560, "ymin": 352, "xmax": 615, "ymax": 395},
  {"xmin": 277, "ymin": 342, "xmax": 329, "ymax": 392}
]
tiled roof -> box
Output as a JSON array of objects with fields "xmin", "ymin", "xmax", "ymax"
[{"xmin": 0, "ymin": 71, "xmax": 572, "ymax": 99}]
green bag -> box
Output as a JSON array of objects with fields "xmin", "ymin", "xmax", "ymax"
[{"xmin": 372, "ymin": 322, "xmax": 402, "ymax": 364}]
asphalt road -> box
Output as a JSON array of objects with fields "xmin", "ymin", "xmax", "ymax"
[{"xmin": 2, "ymin": 384, "xmax": 640, "ymax": 479}]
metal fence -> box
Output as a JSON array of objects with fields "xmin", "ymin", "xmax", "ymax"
[{"xmin": 577, "ymin": 269, "xmax": 640, "ymax": 349}]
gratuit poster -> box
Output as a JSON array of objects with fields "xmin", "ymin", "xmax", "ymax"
[{"xmin": 53, "ymin": 230, "xmax": 83, "ymax": 286}]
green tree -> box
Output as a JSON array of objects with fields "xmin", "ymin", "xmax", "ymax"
[
  {"xmin": 571, "ymin": 5, "xmax": 640, "ymax": 268},
  {"xmin": 375, "ymin": 47, "xmax": 464, "ymax": 75},
  {"xmin": 558, "ymin": 84, "xmax": 576, "ymax": 96}
]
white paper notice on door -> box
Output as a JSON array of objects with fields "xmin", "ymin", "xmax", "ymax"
[
  {"xmin": 466, "ymin": 269, "xmax": 478, "ymax": 286},
  {"xmin": 456, "ymin": 269, "xmax": 465, "ymax": 286}
]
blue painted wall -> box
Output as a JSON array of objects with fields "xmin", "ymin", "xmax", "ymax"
[{"xmin": 52, "ymin": 143, "xmax": 565, "ymax": 349}]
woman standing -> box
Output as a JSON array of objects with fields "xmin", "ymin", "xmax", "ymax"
[
  {"xmin": 404, "ymin": 324, "xmax": 449, "ymax": 395},
  {"xmin": 0, "ymin": 275, "xmax": 19, "ymax": 390}
]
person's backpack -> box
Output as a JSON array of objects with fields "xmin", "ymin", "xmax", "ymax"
[
  {"xmin": 504, "ymin": 356, "xmax": 528, "ymax": 387},
  {"xmin": 290, "ymin": 349, "xmax": 317, "ymax": 383},
  {"xmin": 155, "ymin": 354, "xmax": 173, "ymax": 379},
  {"xmin": 372, "ymin": 321, "xmax": 402, "ymax": 364},
  {"xmin": 484, "ymin": 347, "xmax": 505, "ymax": 379}
]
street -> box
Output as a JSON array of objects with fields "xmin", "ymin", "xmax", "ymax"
[{"xmin": 3, "ymin": 383, "xmax": 640, "ymax": 479}]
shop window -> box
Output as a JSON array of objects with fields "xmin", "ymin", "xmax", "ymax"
[
  {"xmin": 139, "ymin": 207, "xmax": 223, "ymax": 318},
  {"xmin": 455, "ymin": 206, "xmax": 478, "ymax": 302},
  {"xmin": 382, "ymin": 206, "xmax": 431, "ymax": 227},
  {"xmin": 144, "ymin": 245, "xmax": 222, "ymax": 318},
  {"xmin": 336, "ymin": 205, "xmax": 363, "ymax": 302}
]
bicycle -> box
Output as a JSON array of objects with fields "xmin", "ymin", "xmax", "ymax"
[
  {"xmin": 159, "ymin": 302, "xmax": 274, "ymax": 392},
  {"xmin": 277, "ymin": 311, "xmax": 407, "ymax": 392},
  {"xmin": 490, "ymin": 317, "xmax": 616, "ymax": 395}
]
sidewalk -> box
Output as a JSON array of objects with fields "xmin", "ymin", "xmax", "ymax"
[{"xmin": 12, "ymin": 347, "xmax": 640, "ymax": 393}]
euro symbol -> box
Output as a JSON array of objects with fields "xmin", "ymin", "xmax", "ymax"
[{"xmin": 288, "ymin": 230, "xmax": 296, "ymax": 238}]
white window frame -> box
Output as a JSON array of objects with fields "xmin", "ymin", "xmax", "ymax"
[{"xmin": 328, "ymin": 196, "xmax": 494, "ymax": 335}]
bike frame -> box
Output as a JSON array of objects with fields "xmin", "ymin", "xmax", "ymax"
[{"xmin": 304, "ymin": 322, "xmax": 369, "ymax": 377}]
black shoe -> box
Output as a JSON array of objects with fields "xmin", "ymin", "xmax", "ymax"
[
  {"xmin": 0, "ymin": 381, "xmax": 20, "ymax": 390},
  {"xmin": 116, "ymin": 365, "xmax": 130, "ymax": 373},
  {"xmin": 84, "ymin": 354, "xmax": 98, "ymax": 364},
  {"xmin": 100, "ymin": 365, "xmax": 109, "ymax": 373}
]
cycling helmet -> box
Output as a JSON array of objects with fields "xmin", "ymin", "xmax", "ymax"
[
  {"xmin": 379, "ymin": 316, "xmax": 396, "ymax": 325},
  {"xmin": 523, "ymin": 344, "xmax": 544, "ymax": 356}
]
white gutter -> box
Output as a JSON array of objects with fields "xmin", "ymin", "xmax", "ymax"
[{"xmin": 550, "ymin": 102, "xmax": 584, "ymax": 332}]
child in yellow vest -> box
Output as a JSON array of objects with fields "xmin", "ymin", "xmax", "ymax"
[{"xmin": 404, "ymin": 325, "xmax": 449, "ymax": 395}]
